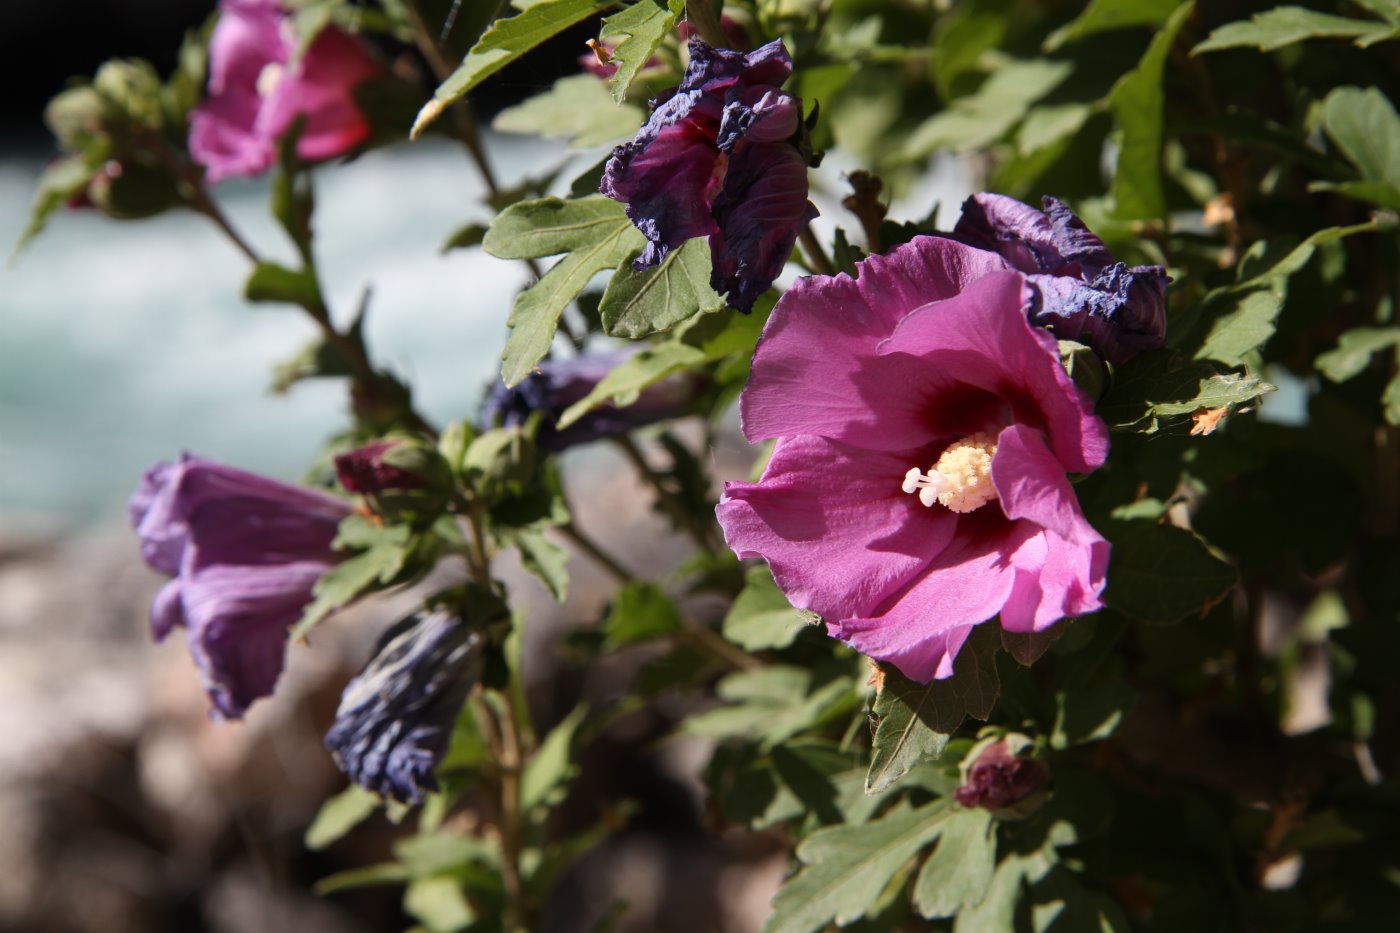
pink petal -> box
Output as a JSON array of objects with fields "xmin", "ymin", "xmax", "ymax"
[
  {"xmin": 259, "ymin": 25, "xmax": 379, "ymax": 161},
  {"xmin": 830, "ymin": 507, "xmax": 1033, "ymax": 681},
  {"xmin": 740, "ymin": 236, "xmax": 1012, "ymax": 445},
  {"xmin": 877, "ymin": 271, "xmax": 1108, "ymax": 474},
  {"xmin": 716, "ymin": 434, "xmax": 956, "ymax": 623}
]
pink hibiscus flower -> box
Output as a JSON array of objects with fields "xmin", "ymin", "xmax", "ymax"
[
  {"xmin": 190, "ymin": 0, "xmax": 381, "ymax": 182},
  {"xmin": 715, "ymin": 234, "xmax": 1110, "ymax": 682}
]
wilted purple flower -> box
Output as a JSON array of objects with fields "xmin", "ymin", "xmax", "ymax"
[
  {"xmin": 601, "ymin": 39, "xmax": 817, "ymax": 312},
  {"xmin": 953, "ymin": 194, "xmax": 1169, "ymax": 365},
  {"xmin": 129, "ymin": 453, "xmax": 351, "ymax": 719},
  {"xmin": 481, "ymin": 349, "xmax": 702, "ymax": 451},
  {"xmin": 716, "ymin": 236, "xmax": 1109, "ymax": 683},
  {"xmin": 190, "ymin": 0, "xmax": 381, "ymax": 182},
  {"xmin": 324, "ymin": 609, "xmax": 484, "ymax": 803},
  {"xmin": 954, "ymin": 738, "xmax": 1048, "ymax": 812}
]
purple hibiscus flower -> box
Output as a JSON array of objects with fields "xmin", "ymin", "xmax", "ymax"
[
  {"xmin": 600, "ymin": 39, "xmax": 818, "ymax": 313},
  {"xmin": 715, "ymin": 235, "xmax": 1110, "ymax": 683},
  {"xmin": 190, "ymin": 0, "xmax": 381, "ymax": 182},
  {"xmin": 480, "ymin": 349, "xmax": 703, "ymax": 452},
  {"xmin": 130, "ymin": 453, "xmax": 352, "ymax": 718},
  {"xmin": 953, "ymin": 194, "xmax": 1169, "ymax": 366},
  {"xmin": 324, "ymin": 609, "xmax": 484, "ymax": 803}
]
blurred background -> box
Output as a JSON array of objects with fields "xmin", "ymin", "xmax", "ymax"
[{"xmin": 0, "ymin": 4, "xmax": 973, "ymax": 930}]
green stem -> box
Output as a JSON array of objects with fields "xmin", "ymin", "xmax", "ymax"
[
  {"xmin": 611, "ymin": 434, "xmax": 720, "ymax": 554},
  {"xmin": 401, "ymin": 0, "xmax": 582, "ymax": 350},
  {"xmin": 799, "ymin": 224, "xmax": 837, "ymax": 277},
  {"xmin": 558, "ymin": 522, "xmax": 634, "ymax": 583},
  {"xmin": 680, "ymin": 622, "xmax": 759, "ymax": 671},
  {"xmin": 685, "ymin": 0, "xmax": 730, "ymax": 48}
]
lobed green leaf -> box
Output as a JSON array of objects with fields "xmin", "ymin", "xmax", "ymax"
[{"xmin": 865, "ymin": 624, "xmax": 1001, "ymax": 795}]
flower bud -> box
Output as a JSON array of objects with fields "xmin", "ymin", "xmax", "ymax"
[
  {"xmin": 324, "ymin": 608, "xmax": 485, "ymax": 803},
  {"xmin": 954, "ymin": 735, "xmax": 1048, "ymax": 816},
  {"xmin": 335, "ymin": 438, "xmax": 447, "ymax": 495}
]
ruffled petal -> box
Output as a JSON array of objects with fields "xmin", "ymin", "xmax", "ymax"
[
  {"xmin": 716, "ymin": 435, "xmax": 956, "ymax": 623},
  {"xmin": 740, "ymin": 236, "xmax": 1012, "ymax": 444},
  {"xmin": 832, "ymin": 506, "xmax": 1033, "ymax": 681},
  {"xmin": 258, "ymin": 24, "xmax": 379, "ymax": 161},
  {"xmin": 877, "ymin": 271, "xmax": 1109, "ymax": 474},
  {"xmin": 709, "ymin": 141, "xmax": 817, "ymax": 312},
  {"xmin": 181, "ymin": 560, "xmax": 328, "ymax": 719}
]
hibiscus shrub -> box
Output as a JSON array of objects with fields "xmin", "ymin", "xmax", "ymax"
[{"xmin": 25, "ymin": 0, "xmax": 1400, "ymax": 930}]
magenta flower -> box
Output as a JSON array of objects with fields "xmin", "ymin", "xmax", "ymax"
[
  {"xmin": 600, "ymin": 39, "xmax": 817, "ymax": 312},
  {"xmin": 953, "ymin": 194, "xmax": 1168, "ymax": 365},
  {"xmin": 189, "ymin": 0, "xmax": 381, "ymax": 182},
  {"xmin": 715, "ymin": 236, "xmax": 1110, "ymax": 682},
  {"xmin": 129, "ymin": 453, "xmax": 352, "ymax": 718}
]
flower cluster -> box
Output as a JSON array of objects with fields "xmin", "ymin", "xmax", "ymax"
[
  {"xmin": 190, "ymin": 0, "xmax": 381, "ymax": 182},
  {"xmin": 129, "ymin": 454, "xmax": 351, "ymax": 718},
  {"xmin": 717, "ymin": 222, "xmax": 1116, "ymax": 683},
  {"xmin": 601, "ymin": 39, "xmax": 817, "ymax": 312}
]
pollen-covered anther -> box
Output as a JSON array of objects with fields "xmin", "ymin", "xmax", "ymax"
[{"xmin": 903, "ymin": 431, "xmax": 1000, "ymax": 513}]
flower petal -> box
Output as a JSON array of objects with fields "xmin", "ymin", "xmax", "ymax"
[
  {"xmin": 709, "ymin": 141, "xmax": 817, "ymax": 312},
  {"xmin": 877, "ymin": 271, "xmax": 1109, "ymax": 474},
  {"xmin": 830, "ymin": 507, "xmax": 1033, "ymax": 680},
  {"xmin": 716, "ymin": 435, "xmax": 955, "ymax": 623},
  {"xmin": 740, "ymin": 236, "xmax": 1012, "ymax": 444}
]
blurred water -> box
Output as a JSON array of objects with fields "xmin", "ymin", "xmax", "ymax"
[
  {"xmin": 0, "ymin": 137, "xmax": 560, "ymax": 527},
  {"xmin": 0, "ymin": 132, "xmax": 974, "ymax": 529}
]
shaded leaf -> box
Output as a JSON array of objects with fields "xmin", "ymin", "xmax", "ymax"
[
  {"xmin": 600, "ymin": 0, "xmax": 682, "ymax": 103},
  {"xmin": 1321, "ymin": 86, "xmax": 1400, "ymax": 188},
  {"xmin": 493, "ymin": 74, "xmax": 644, "ymax": 147},
  {"xmin": 602, "ymin": 581, "xmax": 682, "ymax": 647},
  {"xmin": 1102, "ymin": 520, "xmax": 1237, "ymax": 623},
  {"xmin": 484, "ymin": 195, "xmax": 631, "ymax": 260},
  {"xmin": 1098, "ymin": 353, "xmax": 1273, "ymax": 432},
  {"xmin": 722, "ymin": 564, "xmax": 810, "ymax": 652},
  {"xmin": 509, "ymin": 527, "xmax": 570, "ymax": 601},
  {"xmin": 412, "ymin": 0, "xmax": 614, "ymax": 137},
  {"xmin": 1045, "ymin": 0, "xmax": 1183, "ymax": 51},
  {"xmin": 600, "ymin": 238, "xmax": 725, "ymax": 338},
  {"xmin": 293, "ymin": 517, "xmax": 414, "ymax": 640},
  {"xmin": 764, "ymin": 800, "xmax": 951, "ymax": 933},
  {"xmin": 500, "ymin": 222, "xmax": 643, "ymax": 387},
  {"xmin": 12, "ymin": 156, "xmax": 96, "ymax": 259},
  {"xmin": 521, "ymin": 705, "xmax": 587, "ymax": 810},
  {"xmin": 1195, "ymin": 288, "xmax": 1283, "ymax": 366},
  {"xmin": 244, "ymin": 261, "xmax": 320, "ymax": 307},
  {"xmin": 1193, "ymin": 6, "xmax": 1397, "ymax": 54},
  {"xmin": 1315, "ymin": 327, "xmax": 1400, "ymax": 382},
  {"xmin": 305, "ymin": 784, "xmax": 381, "ymax": 850},
  {"xmin": 914, "ymin": 807, "xmax": 997, "ymax": 919},
  {"xmin": 1052, "ymin": 681, "xmax": 1137, "ymax": 747},
  {"xmin": 866, "ymin": 624, "xmax": 1001, "ymax": 794},
  {"xmin": 904, "ymin": 60, "xmax": 1073, "ymax": 158},
  {"xmin": 1109, "ymin": 2, "xmax": 1193, "ymax": 221}
]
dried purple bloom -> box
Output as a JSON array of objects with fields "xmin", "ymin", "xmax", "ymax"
[
  {"xmin": 129, "ymin": 453, "xmax": 351, "ymax": 719},
  {"xmin": 601, "ymin": 39, "xmax": 817, "ymax": 312},
  {"xmin": 954, "ymin": 737, "xmax": 1048, "ymax": 812},
  {"xmin": 324, "ymin": 609, "xmax": 484, "ymax": 803},
  {"xmin": 954, "ymin": 194, "xmax": 1169, "ymax": 365},
  {"xmin": 480, "ymin": 349, "xmax": 701, "ymax": 451}
]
